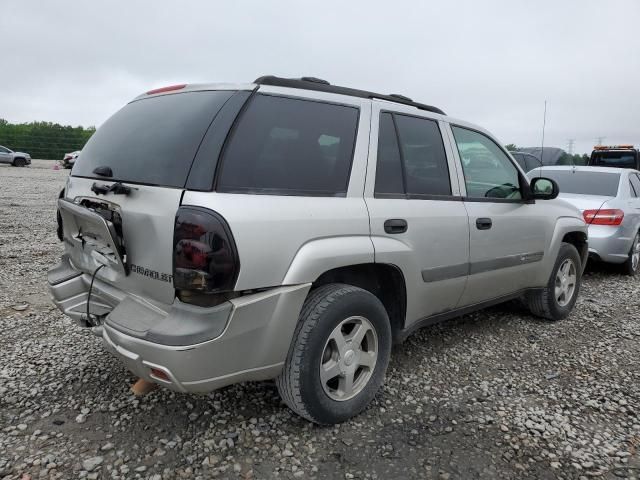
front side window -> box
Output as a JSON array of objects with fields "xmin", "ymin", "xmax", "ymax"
[
  {"xmin": 374, "ymin": 112, "xmax": 451, "ymax": 197},
  {"xmin": 451, "ymin": 126, "xmax": 522, "ymax": 200},
  {"xmin": 217, "ymin": 94, "xmax": 359, "ymax": 196},
  {"xmin": 0, "ymin": 146, "xmax": 9, "ymax": 153}
]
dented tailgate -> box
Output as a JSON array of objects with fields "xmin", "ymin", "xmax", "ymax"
[{"xmin": 61, "ymin": 178, "xmax": 182, "ymax": 305}]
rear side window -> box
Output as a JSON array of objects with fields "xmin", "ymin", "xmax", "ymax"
[
  {"xmin": 73, "ymin": 91, "xmax": 235, "ymax": 187},
  {"xmin": 217, "ymin": 94, "xmax": 359, "ymax": 196},
  {"xmin": 374, "ymin": 112, "xmax": 451, "ymax": 197},
  {"xmin": 374, "ymin": 113, "xmax": 404, "ymax": 194}
]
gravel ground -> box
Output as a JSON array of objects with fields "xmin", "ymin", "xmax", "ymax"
[{"xmin": 1, "ymin": 160, "xmax": 640, "ymax": 480}]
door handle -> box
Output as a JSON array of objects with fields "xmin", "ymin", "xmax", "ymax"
[
  {"xmin": 476, "ymin": 217, "xmax": 492, "ymax": 230},
  {"xmin": 384, "ymin": 219, "xmax": 408, "ymax": 234}
]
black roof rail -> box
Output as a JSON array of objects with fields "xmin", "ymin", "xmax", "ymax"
[
  {"xmin": 388, "ymin": 93, "xmax": 413, "ymax": 102},
  {"xmin": 253, "ymin": 75, "xmax": 445, "ymax": 115}
]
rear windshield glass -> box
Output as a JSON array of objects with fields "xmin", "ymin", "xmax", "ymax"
[
  {"xmin": 217, "ymin": 94, "xmax": 359, "ymax": 196},
  {"xmin": 535, "ymin": 170, "xmax": 620, "ymax": 196},
  {"xmin": 591, "ymin": 151, "xmax": 637, "ymax": 168},
  {"xmin": 73, "ymin": 91, "xmax": 235, "ymax": 187}
]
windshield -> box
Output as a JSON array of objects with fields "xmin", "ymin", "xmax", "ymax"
[
  {"xmin": 591, "ymin": 151, "xmax": 637, "ymax": 169},
  {"xmin": 532, "ymin": 170, "xmax": 620, "ymax": 196},
  {"xmin": 73, "ymin": 91, "xmax": 235, "ymax": 187}
]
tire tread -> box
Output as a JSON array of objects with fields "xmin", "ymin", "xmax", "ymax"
[{"xmin": 276, "ymin": 284, "xmax": 361, "ymax": 423}]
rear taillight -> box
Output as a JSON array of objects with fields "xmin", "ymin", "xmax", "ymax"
[
  {"xmin": 583, "ymin": 209, "xmax": 624, "ymax": 225},
  {"xmin": 173, "ymin": 206, "xmax": 239, "ymax": 300}
]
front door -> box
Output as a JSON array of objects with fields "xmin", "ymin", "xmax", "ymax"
[
  {"xmin": 365, "ymin": 106, "xmax": 470, "ymax": 326},
  {"xmin": 447, "ymin": 125, "xmax": 549, "ymax": 306}
]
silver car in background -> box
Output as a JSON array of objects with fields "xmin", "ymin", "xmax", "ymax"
[
  {"xmin": 529, "ymin": 166, "xmax": 640, "ymax": 274},
  {"xmin": 0, "ymin": 145, "xmax": 31, "ymax": 167}
]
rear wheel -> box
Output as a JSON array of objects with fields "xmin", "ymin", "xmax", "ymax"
[
  {"xmin": 622, "ymin": 232, "xmax": 640, "ymax": 276},
  {"xmin": 526, "ymin": 242, "xmax": 581, "ymax": 321},
  {"xmin": 276, "ymin": 284, "xmax": 392, "ymax": 424},
  {"xmin": 13, "ymin": 157, "xmax": 26, "ymax": 167}
]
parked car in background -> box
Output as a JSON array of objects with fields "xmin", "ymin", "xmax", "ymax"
[
  {"xmin": 511, "ymin": 151, "xmax": 542, "ymax": 172},
  {"xmin": 528, "ymin": 166, "xmax": 640, "ymax": 274},
  {"xmin": 0, "ymin": 145, "xmax": 31, "ymax": 167},
  {"xmin": 61, "ymin": 150, "xmax": 81, "ymax": 169},
  {"xmin": 589, "ymin": 145, "xmax": 639, "ymax": 170},
  {"xmin": 49, "ymin": 76, "xmax": 588, "ymax": 424}
]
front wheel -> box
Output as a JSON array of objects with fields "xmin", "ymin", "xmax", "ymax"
[
  {"xmin": 276, "ymin": 284, "xmax": 392, "ymax": 424},
  {"xmin": 526, "ymin": 242, "xmax": 582, "ymax": 321},
  {"xmin": 622, "ymin": 232, "xmax": 640, "ymax": 276},
  {"xmin": 13, "ymin": 158, "xmax": 26, "ymax": 167}
]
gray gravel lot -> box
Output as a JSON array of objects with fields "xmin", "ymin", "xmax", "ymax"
[{"xmin": 1, "ymin": 160, "xmax": 640, "ymax": 479}]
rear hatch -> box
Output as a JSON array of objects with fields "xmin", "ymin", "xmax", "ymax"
[{"xmin": 61, "ymin": 88, "xmax": 246, "ymax": 305}]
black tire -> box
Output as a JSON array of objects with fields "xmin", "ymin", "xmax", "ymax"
[
  {"xmin": 526, "ymin": 242, "xmax": 582, "ymax": 321},
  {"xmin": 276, "ymin": 284, "xmax": 392, "ymax": 425},
  {"xmin": 13, "ymin": 157, "xmax": 26, "ymax": 167},
  {"xmin": 622, "ymin": 232, "xmax": 640, "ymax": 276}
]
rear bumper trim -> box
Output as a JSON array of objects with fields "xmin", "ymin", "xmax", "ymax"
[{"xmin": 48, "ymin": 256, "xmax": 311, "ymax": 393}]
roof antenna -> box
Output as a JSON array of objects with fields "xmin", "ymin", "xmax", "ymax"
[{"xmin": 539, "ymin": 100, "xmax": 547, "ymax": 178}]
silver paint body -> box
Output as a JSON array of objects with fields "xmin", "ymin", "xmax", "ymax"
[
  {"xmin": 529, "ymin": 166, "xmax": 640, "ymax": 264},
  {"xmin": 48, "ymin": 83, "xmax": 587, "ymax": 393},
  {"xmin": 0, "ymin": 145, "xmax": 31, "ymax": 165}
]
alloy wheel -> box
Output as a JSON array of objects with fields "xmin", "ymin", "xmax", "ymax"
[
  {"xmin": 555, "ymin": 258, "xmax": 577, "ymax": 307},
  {"xmin": 320, "ymin": 316, "xmax": 378, "ymax": 401}
]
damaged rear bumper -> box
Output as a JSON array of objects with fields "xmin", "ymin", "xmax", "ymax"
[{"xmin": 48, "ymin": 255, "xmax": 310, "ymax": 392}]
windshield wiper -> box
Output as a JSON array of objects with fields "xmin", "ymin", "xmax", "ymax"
[{"xmin": 93, "ymin": 166, "xmax": 113, "ymax": 177}]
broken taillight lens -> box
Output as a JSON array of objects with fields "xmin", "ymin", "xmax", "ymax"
[{"xmin": 173, "ymin": 206, "xmax": 239, "ymax": 297}]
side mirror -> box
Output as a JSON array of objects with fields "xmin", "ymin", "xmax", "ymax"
[{"xmin": 530, "ymin": 177, "xmax": 559, "ymax": 200}]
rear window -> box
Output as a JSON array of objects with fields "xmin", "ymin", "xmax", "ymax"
[
  {"xmin": 534, "ymin": 170, "xmax": 620, "ymax": 196},
  {"xmin": 73, "ymin": 91, "xmax": 235, "ymax": 187},
  {"xmin": 216, "ymin": 94, "xmax": 359, "ymax": 196},
  {"xmin": 591, "ymin": 151, "xmax": 638, "ymax": 168}
]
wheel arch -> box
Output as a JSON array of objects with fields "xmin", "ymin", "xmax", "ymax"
[
  {"xmin": 561, "ymin": 230, "xmax": 588, "ymax": 271},
  {"xmin": 310, "ymin": 263, "xmax": 407, "ymax": 342}
]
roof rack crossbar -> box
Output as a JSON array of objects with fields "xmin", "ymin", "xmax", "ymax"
[{"xmin": 253, "ymin": 75, "xmax": 445, "ymax": 115}]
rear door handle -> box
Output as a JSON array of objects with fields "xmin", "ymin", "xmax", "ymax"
[
  {"xmin": 476, "ymin": 217, "xmax": 492, "ymax": 230},
  {"xmin": 384, "ymin": 219, "xmax": 408, "ymax": 234}
]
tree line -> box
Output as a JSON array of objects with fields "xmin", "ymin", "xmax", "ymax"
[{"xmin": 0, "ymin": 119, "xmax": 95, "ymax": 160}]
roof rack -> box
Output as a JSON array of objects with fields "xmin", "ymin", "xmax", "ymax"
[{"xmin": 253, "ymin": 76, "xmax": 445, "ymax": 115}]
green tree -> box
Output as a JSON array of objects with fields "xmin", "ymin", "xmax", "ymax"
[
  {"xmin": 505, "ymin": 143, "xmax": 518, "ymax": 151},
  {"xmin": 0, "ymin": 119, "xmax": 95, "ymax": 159}
]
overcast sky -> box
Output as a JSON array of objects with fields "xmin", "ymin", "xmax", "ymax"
[{"xmin": 2, "ymin": 0, "xmax": 639, "ymax": 154}]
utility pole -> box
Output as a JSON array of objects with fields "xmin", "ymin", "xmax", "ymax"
[
  {"xmin": 567, "ymin": 139, "xmax": 575, "ymax": 155},
  {"xmin": 596, "ymin": 136, "xmax": 605, "ymax": 146}
]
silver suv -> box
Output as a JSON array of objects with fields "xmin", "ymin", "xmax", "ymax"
[
  {"xmin": 0, "ymin": 145, "xmax": 31, "ymax": 166},
  {"xmin": 49, "ymin": 76, "xmax": 588, "ymax": 424}
]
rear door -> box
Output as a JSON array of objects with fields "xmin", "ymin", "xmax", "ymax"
[
  {"xmin": 365, "ymin": 103, "xmax": 469, "ymax": 325},
  {"xmin": 62, "ymin": 88, "xmax": 247, "ymax": 305},
  {"xmin": 446, "ymin": 125, "xmax": 549, "ymax": 305}
]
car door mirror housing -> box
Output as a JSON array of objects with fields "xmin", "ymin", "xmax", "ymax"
[{"xmin": 530, "ymin": 177, "xmax": 559, "ymax": 200}]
